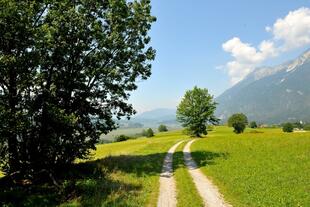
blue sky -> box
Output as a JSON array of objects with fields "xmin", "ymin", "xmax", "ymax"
[{"xmin": 129, "ymin": 0, "xmax": 310, "ymax": 113}]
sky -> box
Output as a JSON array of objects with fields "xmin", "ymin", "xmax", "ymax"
[{"xmin": 129, "ymin": 0, "xmax": 310, "ymax": 113}]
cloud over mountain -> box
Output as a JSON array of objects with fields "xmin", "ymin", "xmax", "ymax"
[{"xmin": 222, "ymin": 7, "xmax": 310, "ymax": 84}]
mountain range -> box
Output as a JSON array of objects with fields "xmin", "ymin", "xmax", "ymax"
[
  {"xmin": 119, "ymin": 108, "xmax": 179, "ymax": 128},
  {"xmin": 124, "ymin": 50, "xmax": 310, "ymax": 127},
  {"xmin": 215, "ymin": 49, "xmax": 310, "ymax": 124}
]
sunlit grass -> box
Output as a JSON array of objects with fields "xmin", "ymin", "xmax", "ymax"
[
  {"xmin": 191, "ymin": 126, "xmax": 310, "ymax": 207},
  {"xmin": 1, "ymin": 127, "xmax": 309, "ymax": 206},
  {"xmin": 0, "ymin": 130, "xmax": 187, "ymax": 207},
  {"xmin": 60, "ymin": 130, "xmax": 188, "ymax": 207}
]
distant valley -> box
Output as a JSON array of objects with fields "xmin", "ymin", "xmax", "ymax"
[{"xmin": 119, "ymin": 108, "xmax": 179, "ymax": 128}]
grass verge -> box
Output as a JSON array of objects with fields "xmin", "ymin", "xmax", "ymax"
[{"xmin": 173, "ymin": 140, "xmax": 204, "ymax": 207}]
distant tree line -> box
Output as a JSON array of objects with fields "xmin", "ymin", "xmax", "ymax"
[
  {"xmin": 158, "ymin": 124, "xmax": 168, "ymax": 132},
  {"xmin": 226, "ymin": 112, "xmax": 310, "ymax": 134}
]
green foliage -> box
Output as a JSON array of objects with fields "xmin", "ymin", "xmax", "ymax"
[
  {"xmin": 0, "ymin": 131, "xmax": 185, "ymax": 207},
  {"xmin": 158, "ymin": 124, "xmax": 168, "ymax": 132},
  {"xmin": 228, "ymin": 113, "xmax": 248, "ymax": 134},
  {"xmin": 207, "ymin": 125, "xmax": 214, "ymax": 131},
  {"xmin": 145, "ymin": 128, "xmax": 154, "ymax": 137},
  {"xmin": 141, "ymin": 129, "xmax": 147, "ymax": 137},
  {"xmin": 292, "ymin": 122, "xmax": 303, "ymax": 129},
  {"xmin": 115, "ymin": 135, "xmax": 131, "ymax": 142},
  {"xmin": 233, "ymin": 122, "xmax": 246, "ymax": 134},
  {"xmin": 249, "ymin": 121, "xmax": 258, "ymax": 128},
  {"xmin": 177, "ymin": 86, "xmax": 219, "ymax": 137},
  {"xmin": 282, "ymin": 123, "xmax": 294, "ymax": 133},
  {"xmin": 141, "ymin": 128, "xmax": 154, "ymax": 137},
  {"xmin": 0, "ymin": 0, "xmax": 156, "ymax": 179},
  {"xmin": 304, "ymin": 123, "xmax": 310, "ymax": 131}
]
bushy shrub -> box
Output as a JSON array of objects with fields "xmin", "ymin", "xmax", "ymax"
[
  {"xmin": 141, "ymin": 129, "xmax": 147, "ymax": 136},
  {"xmin": 158, "ymin": 124, "xmax": 168, "ymax": 132},
  {"xmin": 115, "ymin": 135, "xmax": 131, "ymax": 142},
  {"xmin": 142, "ymin": 128, "xmax": 154, "ymax": 137},
  {"xmin": 228, "ymin": 113, "xmax": 248, "ymax": 134},
  {"xmin": 232, "ymin": 122, "xmax": 246, "ymax": 134},
  {"xmin": 250, "ymin": 121, "xmax": 258, "ymax": 128},
  {"xmin": 145, "ymin": 128, "xmax": 154, "ymax": 137},
  {"xmin": 282, "ymin": 123, "xmax": 294, "ymax": 133}
]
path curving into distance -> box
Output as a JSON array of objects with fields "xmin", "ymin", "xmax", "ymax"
[
  {"xmin": 157, "ymin": 140, "xmax": 185, "ymax": 207},
  {"xmin": 183, "ymin": 139, "xmax": 232, "ymax": 207}
]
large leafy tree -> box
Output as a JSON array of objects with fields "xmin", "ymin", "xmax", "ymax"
[
  {"xmin": 177, "ymin": 87, "xmax": 219, "ymax": 137},
  {"xmin": 0, "ymin": 0, "xmax": 156, "ymax": 179}
]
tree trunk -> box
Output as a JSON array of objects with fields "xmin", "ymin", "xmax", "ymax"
[{"xmin": 8, "ymin": 67, "xmax": 19, "ymax": 174}]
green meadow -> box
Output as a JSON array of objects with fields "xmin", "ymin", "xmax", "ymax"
[
  {"xmin": 0, "ymin": 131, "xmax": 186, "ymax": 207},
  {"xmin": 1, "ymin": 127, "xmax": 309, "ymax": 206},
  {"xmin": 191, "ymin": 126, "xmax": 310, "ymax": 207}
]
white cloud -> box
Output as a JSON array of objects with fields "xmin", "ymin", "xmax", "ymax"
[
  {"xmin": 223, "ymin": 7, "xmax": 310, "ymax": 84},
  {"xmin": 222, "ymin": 38, "xmax": 277, "ymax": 84},
  {"xmin": 265, "ymin": 26, "xmax": 272, "ymax": 32},
  {"xmin": 215, "ymin": 65, "xmax": 225, "ymax": 70},
  {"xmin": 269, "ymin": 7, "xmax": 310, "ymax": 51},
  {"xmin": 259, "ymin": 40, "xmax": 278, "ymax": 57},
  {"xmin": 226, "ymin": 61, "xmax": 253, "ymax": 84},
  {"xmin": 223, "ymin": 37, "xmax": 264, "ymax": 64}
]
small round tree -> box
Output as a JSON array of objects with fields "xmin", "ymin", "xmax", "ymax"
[
  {"xmin": 145, "ymin": 128, "xmax": 154, "ymax": 137},
  {"xmin": 177, "ymin": 87, "xmax": 219, "ymax": 137},
  {"xmin": 158, "ymin": 124, "xmax": 168, "ymax": 132},
  {"xmin": 282, "ymin": 123, "xmax": 294, "ymax": 133},
  {"xmin": 250, "ymin": 121, "xmax": 258, "ymax": 128},
  {"xmin": 228, "ymin": 113, "xmax": 248, "ymax": 134}
]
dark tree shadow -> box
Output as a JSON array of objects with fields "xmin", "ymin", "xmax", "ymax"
[
  {"xmin": 0, "ymin": 150, "xmax": 229, "ymax": 206},
  {"xmin": 189, "ymin": 151, "xmax": 229, "ymax": 167},
  {"xmin": 0, "ymin": 152, "xmax": 167, "ymax": 207},
  {"xmin": 94, "ymin": 153, "xmax": 166, "ymax": 176}
]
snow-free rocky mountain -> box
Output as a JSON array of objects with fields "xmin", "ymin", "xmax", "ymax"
[{"xmin": 216, "ymin": 49, "xmax": 310, "ymax": 124}]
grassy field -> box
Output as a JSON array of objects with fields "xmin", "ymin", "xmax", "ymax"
[
  {"xmin": 0, "ymin": 130, "xmax": 187, "ymax": 207},
  {"xmin": 191, "ymin": 126, "xmax": 310, "ymax": 207},
  {"xmin": 1, "ymin": 127, "xmax": 309, "ymax": 206}
]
